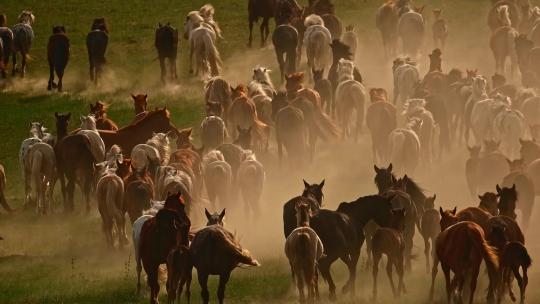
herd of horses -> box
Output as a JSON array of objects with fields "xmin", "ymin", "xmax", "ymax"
[{"xmin": 2, "ymin": 0, "xmax": 540, "ymax": 303}]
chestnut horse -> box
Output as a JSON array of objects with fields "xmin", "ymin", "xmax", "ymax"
[
  {"xmin": 140, "ymin": 192, "xmax": 191, "ymax": 304},
  {"xmin": 124, "ymin": 168, "xmax": 154, "ymax": 223},
  {"xmin": 99, "ymin": 108, "xmax": 176, "ymax": 155},
  {"xmin": 132, "ymin": 94, "xmax": 148, "ymax": 122},
  {"xmin": 89, "ymin": 101, "xmax": 118, "ymax": 131},
  {"xmin": 439, "ymin": 206, "xmax": 491, "ymax": 233},
  {"xmin": 429, "ymin": 221, "xmax": 499, "ymax": 304}
]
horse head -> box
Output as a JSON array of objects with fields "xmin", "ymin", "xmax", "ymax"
[
  {"xmin": 205, "ymin": 208, "xmax": 225, "ymax": 226},
  {"xmin": 424, "ymin": 195, "xmax": 437, "ymax": 210},
  {"xmin": 472, "ymin": 75, "xmax": 487, "ymax": 96},
  {"xmin": 302, "ymin": 179, "xmax": 325, "ymax": 207},
  {"xmin": 184, "ymin": 11, "xmax": 204, "ymax": 39},
  {"xmin": 467, "ymin": 145, "xmax": 481, "ymax": 158},
  {"xmin": 506, "ymin": 158, "xmax": 525, "ymax": 172},
  {"xmin": 519, "ymin": 138, "xmax": 540, "ymax": 164},
  {"xmin": 294, "ymin": 201, "xmax": 312, "ymax": 227},
  {"xmin": 89, "ymin": 101, "xmax": 107, "ymax": 118},
  {"xmin": 439, "ymin": 207, "xmax": 458, "ymax": 231},
  {"xmin": 337, "ymin": 58, "xmax": 355, "ymax": 81},
  {"xmin": 80, "ymin": 114, "xmax": 97, "ymax": 131},
  {"xmin": 496, "ymin": 184, "xmax": 517, "ymax": 219},
  {"xmin": 271, "ymin": 91, "xmax": 289, "ymax": 121},
  {"xmin": 285, "ymin": 72, "xmax": 304, "ymax": 93},
  {"xmin": 131, "ymin": 93, "xmax": 148, "ymax": 114},
  {"xmin": 369, "ymin": 88, "xmax": 388, "ymax": 103},
  {"xmin": 91, "ymin": 18, "xmax": 108, "ymax": 33},
  {"xmin": 52, "ymin": 25, "xmax": 66, "ymax": 34},
  {"xmin": 478, "ymin": 192, "xmax": 499, "ymax": 216},
  {"xmin": 29, "ymin": 122, "xmax": 46, "ymax": 138},
  {"xmin": 483, "ymin": 139, "xmax": 501, "ymax": 153},
  {"xmin": 374, "ymin": 164, "xmax": 396, "ymax": 194},
  {"xmin": 497, "ymin": 5, "xmax": 512, "ymax": 27},
  {"xmin": 252, "ymin": 66, "xmax": 272, "ymax": 84},
  {"xmin": 389, "ymin": 208, "xmax": 407, "ymax": 231},
  {"xmin": 55, "ymin": 112, "xmax": 71, "ymax": 136},
  {"xmin": 175, "ymin": 127, "xmax": 193, "ymax": 149},
  {"xmin": 18, "ymin": 11, "xmax": 35, "ymax": 25}
]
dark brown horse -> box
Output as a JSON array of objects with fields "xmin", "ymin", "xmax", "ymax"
[
  {"xmin": 140, "ymin": 193, "xmax": 190, "ymax": 304},
  {"xmin": 89, "ymin": 101, "xmax": 118, "ymax": 131},
  {"xmin": 248, "ymin": 0, "xmax": 276, "ymax": 47},
  {"xmin": 376, "ymin": 1, "xmax": 399, "ymax": 57},
  {"xmin": 502, "ymin": 159, "xmax": 535, "ymax": 229},
  {"xmin": 155, "ymin": 23, "xmax": 178, "ymax": 83},
  {"xmin": 86, "ymin": 18, "xmax": 108, "ymax": 84},
  {"xmin": 0, "ymin": 164, "xmax": 13, "ymax": 213},
  {"xmin": 47, "ymin": 26, "xmax": 70, "ymax": 92},
  {"xmin": 54, "ymin": 112, "xmax": 96, "ymax": 213},
  {"xmin": 99, "ymin": 108, "xmax": 175, "ymax": 155},
  {"xmin": 272, "ymin": 24, "xmax": 298, "ymax": 81},
  {"xmin": 429, "ymin": 221, "xmax": 499, "ymax": 304},
  {"xmin": 497, "ymin": 184, "xmax": 518, "ymax": 219},
  {"xmin": 124, "ymin": 168, "xmax": 154, "ymax": 223}
]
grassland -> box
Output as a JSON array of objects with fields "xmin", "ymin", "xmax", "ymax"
[{"xmin": 1, "ymin": 0, "xmax": 540, "ymax": 303}]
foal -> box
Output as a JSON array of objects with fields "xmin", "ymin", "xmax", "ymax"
[
  {"xmin": 371, "ymin": 208, "xmax": 407, "ymax": 300},
  {"xmin": 285, "ymin": 202, "xmax": 324, "ymax": 304}
]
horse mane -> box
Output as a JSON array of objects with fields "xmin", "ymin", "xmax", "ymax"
[
  {"xmin": 497, "ymin": 5, "xmax": 512, "ymax": 26},
  {"xmin": 187, "ymin": 11, "xmax": 204, "ymax": 26},
  {"xmin": 403, "ymin": 176, "xmax": 426, "ymax": 201},
  {"xmin": 18, "ymin": 11, "xmax": 34, "ymax": 25},
  {"xmin": 199, "ymin": 4, "xmax": 215, "ymax": 19},
  {"xmin": 331, "ymin": 39, "xmax": 353, "ymax": 61},
  {"xmin": 146, "ymin": 133, "xmax": 171, "ymax": 164},
  {"xmin": 0, "ymin": 14, "xmax": 7, "ymax": 27},
  {"xmin": 304, "ymin": 14, "xmax": 324, "ymax": 27},
  {"xmin": 130, "ymin": 108, "xmax": 170, "ymax": 127}
]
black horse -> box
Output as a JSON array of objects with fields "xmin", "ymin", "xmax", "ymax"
[
  {"xmin": 155, "ymin": 23, "xmax": 178, "ymax": 83},
  {"xmin": 86, "ymin": 18, "xmax": 108, "ymax": 84},
  {"xmin": 47, "ymin": 25, "xmax": 70, "ymax": 92},
  {"xmin": 272, "ymin": 24, "xmax": 298, "ymax": 81},
  {"xmin": 328, "ymin": 39, "xmax": 362, "ymax": 91}
]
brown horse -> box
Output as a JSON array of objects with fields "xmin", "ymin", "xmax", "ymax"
[
  {"xmin": 155, "ymin": 23, "xmax": 178, "ymax": 83},
  {"xmin": 89, "ymin": 101, "xmax": 118, "ymax": 131},
  {"xmin": 478, "ymin": 191, "xmax": 499, "ymax": 215},
  {"xmin": 502, "ymin": 159, "xmax": 535, "ymax": 229},
  {"xmin": 439, "ymin": 206, "xmax": 492, "ymax": 233},
  {"xmin": 430, "ymin": 221, "xmax": 499, "ymax": 304},
  {"xmin": 496, "ymin": 184, "xmax": 517, "ymax": 219},
  {"xmin": 175, "ymin": 127, "xmax": 194, "ymax": 150},
  {"xmin": 170, "ymin": 148, "xmax": 203, "ymax": 207},
  {"xmin": 99, "ymin": 108, "xmax": 175, "ymax": 155},
  {"xmin": 229, "ymin": 85, "xmax": 269, "ymax": 150},
  {"xmin": 131, "ymin": 93, "xmax": 148, "ymax": 122},
  {"xmin": 86, "ymin": 18, "xmax": 108, "ymax": 84},
  {"xmin": 371, "ymin": 208, "xmax": 407, "ymax": 300},
  {"xmin": 47, "ymin": 25, "xmax": 70, "ymax": 92},
  {"xmin": 54, "ymin": 112, "xmax": 96, "ymax": 213},
  {"xmin": 248, "ymin": 0, "xmax": 276, "ymax": 47},
  {"xmin": 124, "ymin": 168, "xmax": 154, "ymax": 223},
  {"xmin": 140, "ymin": 193, "xmax": 191, "ymax": 304},
  {"xmin": 367, "ymin": 88, "xmax": 397, "ymax": 164},
  {"xmin": 376, "ymin": 1, "xmax": 399, "ymax": 57},
  {"xmin": 420, "ymin": 195, "xmax": 439, "ymax": 273}
]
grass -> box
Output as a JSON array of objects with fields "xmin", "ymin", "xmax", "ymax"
[{"xmin": 1, "ymin": 0, "xmax": 540, "ymax": 303}]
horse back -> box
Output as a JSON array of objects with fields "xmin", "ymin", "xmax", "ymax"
[
  {"xmin": 86, "ymin": 30, "xmax": 108, "ymax": 63},
  {"xmin": 310, "ymin": 209, "xmax": 358, "ymax": 256},
  {"xmin": 47, "ymin": 33, "xmax": 69, "ymax": 66}
]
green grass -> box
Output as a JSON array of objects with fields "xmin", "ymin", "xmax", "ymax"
[{"xmin": 2, "ymin": 0, "xmax": 540, "ymax": 303}]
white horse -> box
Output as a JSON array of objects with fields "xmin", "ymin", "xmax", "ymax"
[
  {"xmin": 402, "ymin": 98, "xmax": 438, "ymax": 167},
  {"xmin": 398, "ymin": 8, "xmax": 425, "ymax": 58},
  {"xmin": 392, "ymin": 57, "xmax": 419, "ymax": 113},
  {"xmin": 334, "ymin": 58, "xmax": 367, "ymax": 141},
  {"xmin": 201, "ymin": 115, "xmax": 228, "ymax": 150},
  {"xmin": 203, "ymin": 150, "xmax": 232, "ymax": 210},
  {"xmin": 237, "ymin": 150, "xmax": 265, "ymax": 218},
  {"xmin": 12, "ymin": 10, "xmax": 35, "ymax": 77},
  {"xmin": 247, "ymin": 81, "xmax": 273, "ymax": 126},
  {"xmin": 25, "ymin": 142, "xmax": 56, "ymax": 214},
  {"xmin": 470, "ymin": 94, "xmax": 511, "ymax": 146},
  {"xmin": 251, "ymin": 66, "xmax": 276, "ymax": 98},
  {"xmin": 494, "ymin": 107, "xmax": 528, "ymax": 160},
  {"xmin": 96, "ymin": 164, "xmax": 127, "ymax": 247},
  {"xmin": 131, "ymin": 131, "xmax": 175, "ymax": 174},
  {"xmin": 388, "ymin": 120, "xmax": 421, "ymax": 176},
  {"xmin": 303, "ymin": 14, "xmax": 333, "ymax": 80},
  {"xmin": 184, "ymin": 8, "xmax": 222, "ymax": 76},
  {"xmin": 19, "ymin": 122, "xmax": 55, "ymax": 190},
  {"xmin": 78, "ymin": 115, "xmax": 106, "ymax": 162}
]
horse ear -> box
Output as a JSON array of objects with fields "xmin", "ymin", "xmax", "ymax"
[
  {"xmin": 303, "ymin": 179, "xmax": 309, "ymax": 189},
  {"xmin": 205, "ymin": 208, "xmax": 211, "ymax": 219},
  {"xmin": 452, "ymin": 207, "xmax": 457, "ymax": 215},
  {"xmin": 433, "ymin": 194, "xmax": 436, "ymax": 200},
  {"xmin": 319, "ymin": 179, "xmax": 325, "ymax": 188},
  {"xmin": 506, "ymin": 158, "xmax": 512, "ymax": 166},
  {"xmin": 144, "ymin": 94, "xmax": 148, "ymax": 99},
  {"xmin": 388, "ymin": 163, "xmax": 393, "ymax": 172},
  {"xmin": 237, "ymin": 126, "xmax": 242, "ymax": 132},
  {"xmin": 374, "ymin": 165, "xmax": 380, "ymax": 173},
  {"xmin": 439, "ymin": 207, "xmax": 444, "ymax": 216},
  {"xmin": 219, "ymin": 208, "xmax": 226, "ymax": 220},
  {"xmin": 496, "ymin": 184, "xmax": 502, "ymax": 194},
  {"xmin": 512, "ymin": 184, "xmax": 516, "ymax": 191},
  {"xmin": 478, "ymin": 195, "xmax": 483, "ymax": 200},
  {"xmin": 186, "ymin": 128, "xmax": 193, "ymax": 136}
]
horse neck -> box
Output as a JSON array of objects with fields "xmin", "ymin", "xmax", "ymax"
[
  {"xmin": 56, "ymin": 125, "xmax": 68, "ymax": 141},
  {"xmin": 303, "ymin": 191, "xmax": 320, "ymax": 206}
]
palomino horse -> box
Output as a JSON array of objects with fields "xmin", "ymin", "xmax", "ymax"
[
  {"xmin": 429, "ymin": 221, "xmax": 499, "ymax": 304},
  {"xmin": 402, "ymin": 98, "xmax": 438, "ymax": 167},
  {"xmin": 190, "ymin": 209, "xmax": 259, "ymax": 304},
  {"xmin": 202, "ymin": 150, "xmax": 233, "ymax": 210},
  {"xmin": 367, "ymin": 88, "xmax": 397, "ymax": 164},
  {"xmin": 248, "ymin": 81, "xmax": 273, "ymax": 127},
  {"xmin": 285, "ymin": 201, "xmax": 324, "ymax": 303},
  {"xmin": 86, "ymin": 18, "xmax": 108, "ymax": 84},
  {"xmin": 201, "ymin": 115, "xmax": 227, "ymax": 150},
  {"xmin": 303, "ymin": 14, "xmax": 332, "ymax": 81},
  {"xmin": 272, "ymin": 24, "xmax": 298, "ymax": 82},
  {"xmin": 89, "ymin": 101, "xmax": 118, "ymax": 131},
  {"xmin": 387, "ymin": 120, "xmax": 421, "ymax": 176},
  {"xmin": 248, "ymin": 0, "xmax": 276, "ymax": 47},
  {"xmin": 392, "ymin": 56, "xmax": 419, "ymax": 109},
  {"xmin": 376, "ymin": 1, "xmax": 399, "ymax": 57},
  {"xmin": 205, "ymin": 76, "xmax": 233, "ymax": 122},
  {"xmin": 12, "ymin": 10, "xmax": 35, "ymax": 77},
  {"xmin": 155, "ymin": 23, "xmax": 178, "ymax": 83},
  {"xmin": 184, "ymin": 7, "xmax": 222, "ymax": 76},
  {"xmin": 334, "ymin": 59, "xmax": 367, "ymax": 142},
  {"xmin": 47, "ymin": 25, "xmax": 70, "ymax": 92}
]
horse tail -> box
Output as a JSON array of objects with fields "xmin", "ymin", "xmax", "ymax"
[
  {"xmin": 221, "ymin": 233, "xmax": 260, "ymax": 267},
  {"xmin": 469, "ymin": 226, "xmax": 499, "ymax": 279},
  {"xmin": 30, "ymin": 149, "xmax": 43, "ymax": 202},
  {"xmin": 203, "ymin": 33, "xmax": 221, "ymax": 76},
  {"xmin": 105, "ymin": 177, "xmax": 123, "ymax": 223}
]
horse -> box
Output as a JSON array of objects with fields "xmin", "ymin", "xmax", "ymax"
[
  {"xmin": 201, "ymin": 115, "xmax": 227, "ymax": 150},
  {"xmin": 248, "ymin": 0, "xmax": 276, "ymax": 47},
  {"xmin": 25, "ymin": 143, "xmax": 56, "ymax": 215},
  {"xmin": 205, "ymin": 77, "xmax": 233, "ymax": 122},
  {"xmin": 340, "ymin": 25, "xmax": 357, "ymax": 60},
  {"xmin": 313, "ymin": 68, "xmax": 333, "ymax": 114},
  {"xmin": 367, "ymin": 89, "xmax": 397, "ymax": 164},
  {"xmin": 387, "ymin": 121, "xmax": 421, "ymax": 176},
  {"xmin": 334, "ymin": 59, "xmax": 367, "ymax": 141},
  {"xmin": 86, "ymin": 18, "xmax": 108, "ymax": 84},
  {"xmin": 11, "ymin": 11, "xmax": 34, "ymax": 77},
  {"xmin": 490, "ymin": 5, "xmax": 519, "ymax": 77},
  {"xmin": 429, "ymin": 221, "xmax": 499, "ymax": 304},
  {"xmin": 328, "ymin": 40, "xmax": 362, "ymax": 92},
  {"xmin": 371, "ymin": 208, "xmax": 407, "ymax": 300},
  {"xmin": 392, "ymin": 57, "xmax": 420, "ymax": 108},
  {"xmin": 233, "ymin": 127, "xmax": 252, "ymax": 150},
  {"xmin": 303, "ymin": 14, "xmax": 332, "ymax": 81},
  {"xmin": 470, "ymin": 94, "xmax": 511, "ymax": 146},
  {"xmin": 272, "ymin": 24, "xmax": 298, "ymax": 81},
  {"xmin": 502, "ymin": 158, "xmax": 535, "ymax": 229},
  {"xmin": 283, "ymin": 179, "xmax": 325, "ymax": 238},
  {"xmin": 478, "ymin": 191, "xmax": 500, "ymax": 216},
  {"xmin": 155, "ymin": 23, "xmax": 178, "ymax": 82},
  {"xmin": 420, "ymin": 195, "xmax": 440, "ymax": 273},
  {"xmin": 495, "ymin": 107, "xmax": 527, "ymax": 160},
  {"xmin": 47, "ymin": 26, "xmax": 69, "ymax": 92},
  {"xmin": 321, "ymin": 14, "xmax": 342, "ymax": 41},
  {"xmin": 140, "ymin": 193, "xmax": 191, "ymax": 304},
  {"xmin": 521, "ymin": 96, "xmax": 540, "ymax": 140},
  {"xmin": 203, "ymin": 150, "xmax": 233, "ymax": 210},
  {"xmin": 402, "ymin": 98, "xmax": 438, "ymax": 167},
  {"xmin": 464, "ymin": 75, "xmax": 489, "ymax": 144},
  {"xmin": 238, "ymin": 150, "xmax": 265, "ymax": 218},
  {"xmin": 184, "ymin": 9, "xmax": 221, "ymax": 76},
  {"xmin": 432, "ymin": 9, "xmax": 448, "ymax": 49},
  {"xmin": 439, "ymin": 206, "xmax": 492, "ymax": 233},
  {"xmin": 376, "ymin": 1, "xmax": 399, "ymax": 57},
  {"xmin": 229, "ymin": 85, "xmax": 269, "ymax": 150},
  {"xmin": 473, "ymin": 140, "xmax": 510, "ymax": 194},
  {"xmin": 272, "ymin": 92, "xmax": 307, "ymax": 167},
  {"xmin": 159, "ymin": 169, "xmax": 193, "ymax": 213},
  {"xmin": 131, "ymin": 93, "xmax": 148, "ymax": 122},
  {"xmin": 0, "ymin": 16, "xmax": 13, "ymax": 78},
  {"xmin": 89, "ymin": 101, "xmax": 118, "ymax": 131},
  {"xmin": 99, "ymin": 108, "xmax": 176, "ymax": 155},
  {"xmin": 124, "ymin": 169, "xmax": 155, "ymax": 223},
  {"xmin": 0, "ymin": 164, "xmax": 12, "ymax": 213},
  {"xmin": 170, "ymin": 148, "xmax": 203, "ymax": 208},
  {"xmin": 490, "ymin": 225, "xmax": 531, "ymax": 304},
  {"xmin": 247, "ymin": 81, "xmax": 273, "ymax": 128},
  {"xmin": 96, "ymin": 164, "xmax": 127, "ymax": 247},
  {"xmin": 190, "ymin": 210, "xmax": 259, "ymax": 304},
  {"xmin": 488, "ymin": 0, "xmax": 521, "ymax": 31},
  {"xmin": 466, "ymin": 146, "xmax": 482, "ymax": 196},
  {"xmin": 285, "ymin": 201, "xmax": 324, "ymax": 303},
  {"xmin": 131, "ymin": 131, "xmax": 173, "ymax": 177},
  {"xmin": 398, "ymin": 7, "xmax": 425, "ymax": 58},
  {"xmin": 497, "ymin": 184, "xmax": 518, "ymax": 219},
  {"xmin": 55, "ymin": 113, "xmax": 101, "ymax": 213}
]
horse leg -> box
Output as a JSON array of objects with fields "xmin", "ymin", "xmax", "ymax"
[
  {"xmin": 424, "ymin": 235, "xmax": 431, "ymax": 274},
  {"xmin": 259, "ymin": 21, "xmax": 266, "ymax": 48},
  {"xmin": 148, "ymin": 266, "xmax": 160, "ymax": 304},
  {"xmin": 66, "ymin": 178, "xmax": 75, "ymax": 213},
  {"xmin": 263, "ymin": 18, "xmax": 270, "ymax": 46},
  {"xmin": 341, "ymin": 247, "xmax": 359, "ymax": 295},
  {"xmin": 386, "ymin": 257, "xmax": 397, "ymax": 297},
  {"xmin": 318, "ymin": 257, "xmax": 337, "ymax": 301},
  {"xmin": 372, "ymin": 252, "xmax": 381, "ymax": 301},
  {"xmin": 189, "ymin": 42, "xmax": 194, "ymax": 74},
  {"xmin": 296, "ymin": 266, "xmax": 305, "ymax": 304},
  {"xmin": 21, "ymin": 52, "xmax": 26, "ymax": 78},
  {"xmin": 429, "ymin": 255, "xmax": 439, "ymax": 301},
  {"xmin": 136, "ymin": 255, "xmax": 143, "ymax": 294},
  {"xmin": 277, "ymin": 136, "xmax": 283, "ymax": 168},
  {"xmin": 397, "ymin": 252, "xmax": 406, "ymax": 296},
  {"xmin": 275, "ymin": 48, "xmax": 285, "ymax": 82},
  {"xmin": 520, "ymin": 267, "xmax": 528, "ymax": 304},
  {"xmin": 172, "ymin": 57, "xmax": 178, "ymax": 80},
  {"xmin": 442, "ymin": 264, "xmax": 452, "ymax": 304},
  {"xmin": 89, "ymin": 61, "xmax": 95, "ymax": 83},
  {"xmin": 48, "ymin": 64, "xmax": 54, "ymax": 91},
  {"xmin": 198, "ymin": 271, "xmax": 210, "ymax": 304},
  {"xmin": 159, "ymin": 57, "xmax": 166, "ymax": 83},
  {"xmin": 468, "ymin": 262, "xmax": 481, "ymax": 304},
  {"xmin": 57, "ymin": 68, "xmax": 64, "ymax": 92}
]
